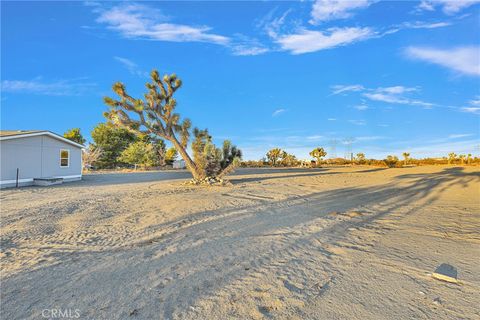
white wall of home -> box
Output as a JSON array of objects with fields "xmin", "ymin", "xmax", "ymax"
[{"xmin": 0, "ymin": 135, "xmax": 82, "ymax": 187}]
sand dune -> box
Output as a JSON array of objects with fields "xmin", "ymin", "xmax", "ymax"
[{"xmin": 1, "ymin": 166, "xmax": 479, "ymax": 319}]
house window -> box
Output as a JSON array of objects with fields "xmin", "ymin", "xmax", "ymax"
[{"xmin": 60, "ymin": 149, "xmax": 70, "ymax": 167}]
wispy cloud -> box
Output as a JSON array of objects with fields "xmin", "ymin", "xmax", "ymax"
[
  {"xmin": 262, "ymin": 2, "xmax": 455, "ymax": 56},
  {"xmin": 93, "ymin": 3, "xmax": 271, "ymax": 56},
  {"xmin": 272, "ymin": 108, "xmax": 286, "ymax": 117},
  {"xmin": 310, "ymin": 0, "xmax": 375, "ymax": 24},
  {"xmin": 230, "ymin": 35, "xmax": 269, "ymax": 56},
  {"xmin": 331, "ymin": 84, "xmax": 364, "ymax": 95},
  {"xmin": 114, "ymin": 56, "xmax": 145, "ymax": 77},
  {"xmin": 95, "ymin": 3, "xmax": 229, "ymax": 45},
  {"xmin": 458, "ymin": 97, "xmax": 480, "ymax": 114},
  {"xmin": 448, "ymin": 133, "xmax": 474, "ymax": 139},
  {"xmin": 332, "ymin": 84, "xmax": 480, "ymax": 115},
  {"xmin": 275, "ymin": 27, "xmax": 374, "ymax": 54},
  {"xmin": 401, "ymin": 21, "xmax": 452, "ymax": 29},
  {"xmin": 470, "ymin": 97, "xmax": 480, "ymax": 106},
  {"xmin": 353, "ymin": 104, "xmax": 369, "ymax": 111},
  {"xmin": 376, "ymin": 86, "xmax": 418, "ymax": 94},
  {"xmin": 461, "ymin": 107, "xmax": 480, "ymax": 114},
  {"xmin": 404, "ymin": 46, "xmax": 480, "ymax": 76},
  {"xmin": 416, "ymin": 0, "xmax": 480, "ymax": 15},
  {"xmin": 363, "ymin": 91, "xmax": 433, "ymax": 108},
  {"xmin": 1, "ymin": 78, "xmax": 96, "ymax": 96},
  {"xmin": 332, "ymin": 84, "xmax": 434, "ymax": 108},
  {"xmin": 231, "ymin": 45, "xmax": 269, "ymax": 56},
  {"xmin": 327, "ymin": 118, "xmax": 337, "ymax": 121}
]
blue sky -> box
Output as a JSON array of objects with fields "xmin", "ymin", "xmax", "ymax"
[{"xmin": 1, "ymin": 0, "xmax": 479, "ymax": 160}]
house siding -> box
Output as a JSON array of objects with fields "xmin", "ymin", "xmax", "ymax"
[{"xmin": 0, "ymin": 135, "xmax": 82, "ymax": 188}]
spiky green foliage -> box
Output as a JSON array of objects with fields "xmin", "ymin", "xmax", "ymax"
[
  {"xmin": 221, "ymin": 140, "xmax": 242, "ymax": 169},
  {"xmin": 192, "ymin": 134, "xmax": 242, "ymax": 177},
  {"xmin": 64, "ymin": 128, "xmax": 86, "ymax": 145},
  {"xmin": 309, "ymin": 147, "xmax": 327, "ymax": 166},
  {"xmin": 191, "ymin": 128, "xmax": 212, "ymax": 175},
  {"xmin": 266, "ymin": 148, "xmax": 283, "ymax": 166},
  {"xmin": 448, "ymin": 152, "xmax": 457, "ymax": 165},
  {"xmin": 103, "ymin": 70, "xmax": 241, "ymax": 181}
]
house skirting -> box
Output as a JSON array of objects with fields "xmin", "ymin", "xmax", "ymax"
[{"xmin": 0, "ymin": 174, "xmax": 82, "ymax": 189}]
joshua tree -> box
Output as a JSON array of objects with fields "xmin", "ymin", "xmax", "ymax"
[
  {"xmin": 266, "ymin": 148, "xmax": 283, "ymax": 166},
  {"xmin": 356, "ymin": 152, "xmax": 366, "ymax": 164},
  {"xmin": 448, "ymin": 152, "xmax": 457, "ymax": 165},
  {"xmin": 402, "ymin": 152, "xmax": 410, "ymax": 166},
  {"xmin": 459, "ymin": 154, "xmax": 466, "ymax": 165},
  {"xmin": 221, "ymin": 140, "xmax": 242, "ymax": 170},
  {"xmin": 309, "ymin": 147, "xmax": 327, "ymax": 166},
  {"xmin": 384, "ymin": 155, "xmax": 399, "ymax": 168},
  {"xmin": 467, "ymin": 153, "xmax": 472, "ymax": 165},
  {"xmin": 103, "ymin": 70, "xmax": 241, "ymax": 181}
]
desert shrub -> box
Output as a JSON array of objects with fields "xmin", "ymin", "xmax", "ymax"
[
  {"xmin": 280, "ymin": 152, "xmax": 299, "ymax": 167},
  {"xmin": 384, "ymin": 155, "xmax": 399, "ymax": 168},
  {"xmin": 355, "ymin": 153, "xmax": 366, "ymax": 164}
]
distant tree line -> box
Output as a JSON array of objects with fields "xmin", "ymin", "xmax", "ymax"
[{"xmin": 240, "ymin": 147, "xmax": 480, "ymax": 168}]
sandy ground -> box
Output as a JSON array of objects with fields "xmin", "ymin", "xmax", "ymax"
[{"xmin": 1, "ymin": 166, "xmax": 479, "ymax": 319}]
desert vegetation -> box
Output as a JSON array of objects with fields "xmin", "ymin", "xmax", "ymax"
[
  {"xmin": 83, "ymin": 70, "xmax": 241, "ymax": 183},
  {"xmin": 64, "ymin": 123, "xmax": 478, "ymax": 174},
  {"xmin": 70, "ymin": 125, "xmax": 479, "ymax": 171},
  {"xmin": 63, "ymin": 128, "xmax": 86, "ymax": 145},
  {"xmin": 309, "ymin": 147, "xmax": 327, "ymax": 166},
  {"xmin": 240, "ymin": 150, "xmax": 480, "ymax": 168}
]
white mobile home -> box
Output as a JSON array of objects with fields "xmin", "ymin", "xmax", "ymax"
[{"xmin": 0, "ymin": 130, "xmax": 83, "ymax": 188}]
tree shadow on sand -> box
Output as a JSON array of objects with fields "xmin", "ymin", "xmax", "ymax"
[{"xmin": 2, "ymin": 167, "xmax": 479, "ymax": 319}]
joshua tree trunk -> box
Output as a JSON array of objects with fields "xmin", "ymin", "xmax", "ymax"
[{"xmin": 170, "ymin": 136, "xmax": 203, "ymax": 180}]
